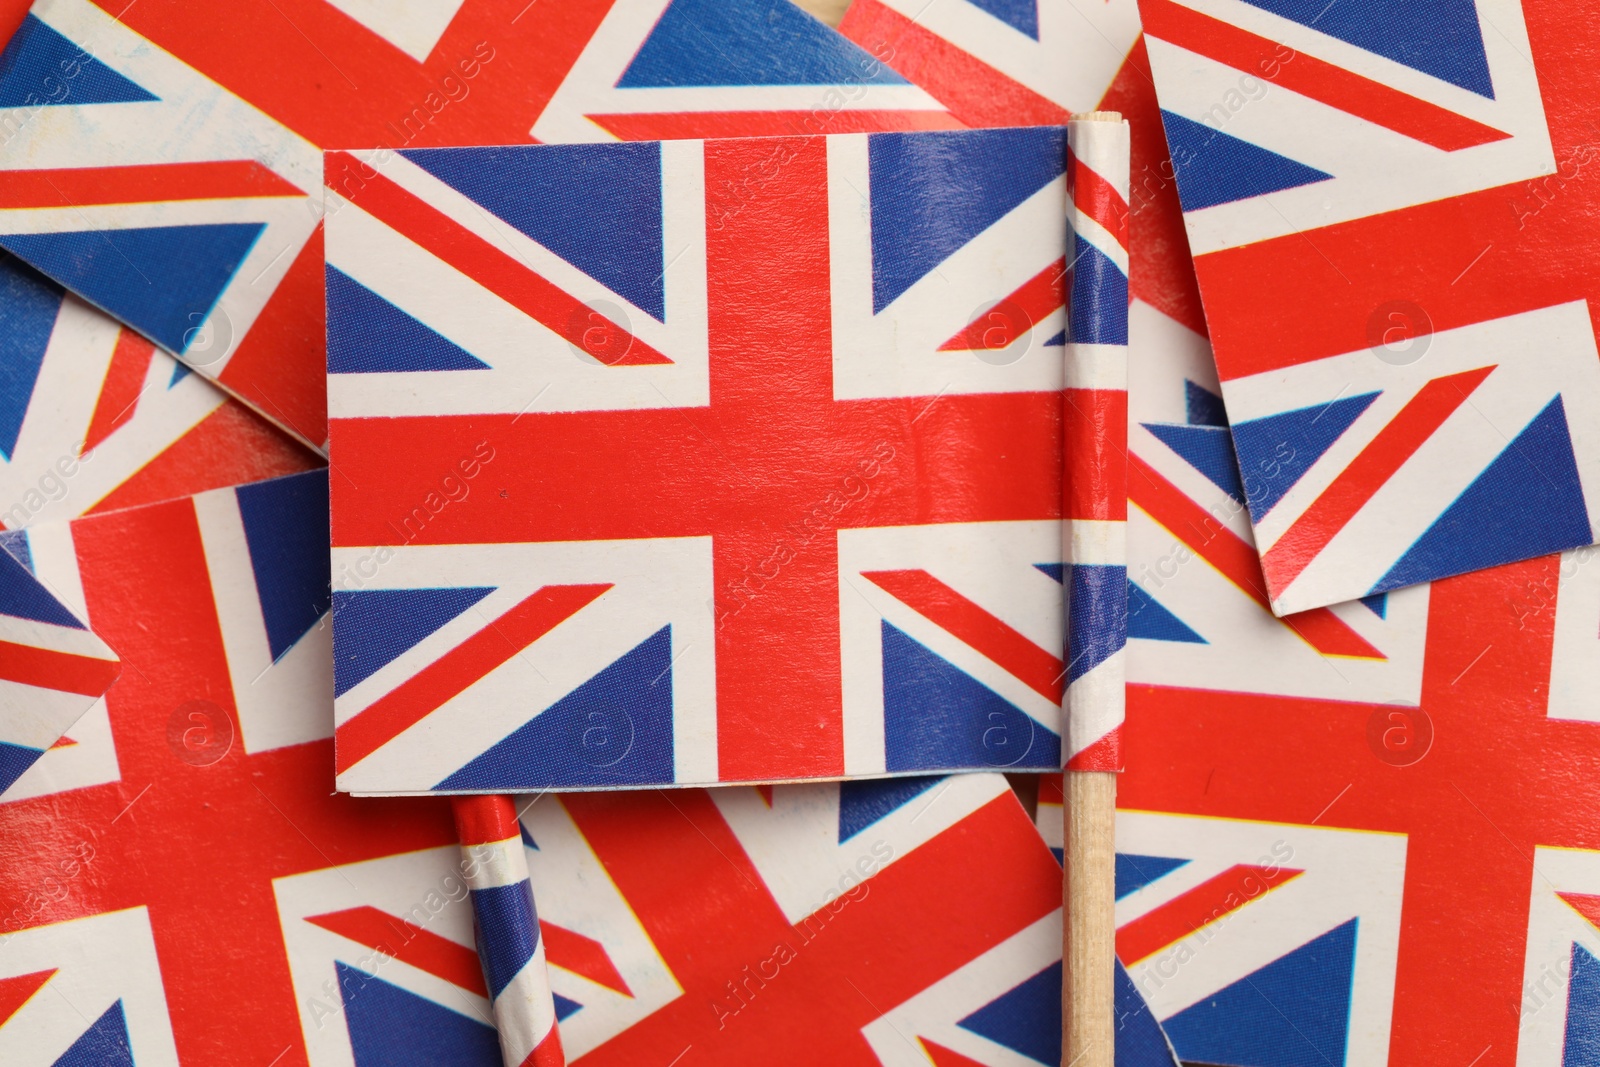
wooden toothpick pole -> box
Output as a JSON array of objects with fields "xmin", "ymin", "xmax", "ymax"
[
  {"xmin": 1065, "ymin": 771, "xmax": 1117, "ymax": 1065},
  {"xmin": 1062, "ymin": 109, "xmax": 1130, "ymax": 1067}
]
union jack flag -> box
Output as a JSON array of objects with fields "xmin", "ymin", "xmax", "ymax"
[
  {"xmin": 840, "ymin": 0, "xmax": 1141, "ymax": 126},
  {"xmin": 0, "ymin": 470, "xmax": 466, "ymax": 1066},
  {"xmin": 0, "ymin": 528, "xmax": 115, "ymax": 796},
  {"xmin": 281, "ymin": 775, "xmax": 1071, "ymax": 1067},
  {"xmin": 0, "ymin": 0, "xmax": 956, "ymax": 447},
  {"xmin": 326, "ymin": 128, "xmax": 1082, "ymax": 792},
  {"xmin": 528, "ymin": 773, "xmax": 1066, "ymax": 1064},
  {"xmin": 1050, "ymin": 305, "xmax": 1600, "ymax": 1057},
  {"xmin": 1136, "ymin": 0, "xmax": 1600, "ymax": 615},
  {"xmin": 0, "ymin": 252, "xmax": 314, "ymax": 530},
  {"xmin": 1043, "ymin": 109, "xmax": 1600, "ymax": 1054},
  {"xmin": 1115, "ymin": 543, "xmax": 1600, "ymax": 1062}
]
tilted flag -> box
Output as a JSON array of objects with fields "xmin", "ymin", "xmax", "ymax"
[
  {"xmin": 1066, "ymin": 275, "xmax": 1600, "ymax": 1057},
  {"xmin": 325, "ymin": 127, "xmax": 1092, "ymax": 793},
  {"xmin": 1126, "ymin": 297, "xmax": 1428, "ymax": 706},
  {"xmin": 0, "ymin": 532, "xmax": 116, "ymax": 795},
  {"xmin": 840, "ymin": 0, "xmax": 1141, "ymax": 126},
  {"xmin": 0, "ymin": 252, "xmax": 315, "ymax": 532},
  {"xmin": 0, "ymin": 0, "xmax": 954, "ymax": 447},
  {"xmin": 1133, "ymin": 0, "xmax": 1600, "ymax": 614},
  {"xmin": 1054, "ymin": 20, "xmax": 1423, "ymax": 708},
  {"xmin": 0, "ymin": 575, "xmax": 1073, "ymax": 1067},
  {"xmin": 291, "ymin": 775, "xmax": 1075, "ymax": 1067}
]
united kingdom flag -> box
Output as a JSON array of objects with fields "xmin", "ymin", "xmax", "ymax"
[
  {"xmin": 530, "ymin": 773, "xmax": 1066, "ymax": 1065},
  {"xmin": 0, "ymin": 0, "xmax": 957, "ymax": 447},
  {"xmin": 325, "ymin": 128, "xmax": 1082, "ymax": 792},
  {"xmin": 1037, "ymin": 99, "xmax": 1600, "ymax": 1052},
  {"xmin": 280, "ymin": 775, "xmax": 1085, "ymax": 1067},
  {"xmin": 1135, "ymin": 0, "xmax": 1600, "ymax": 615},
  {"xmin": 280, "ymin": 775, "xmax": 1081, "ymax": 1067},
  {"xmin": 1036, "ymin": 780, "xmax": 1400, "ymax": 1065},
  {"xmin": 0, "ymin": 252, "xmax": 313, "ymax": 531},
  {"xmin": 1117, "ymin": 542, "xmax": 1600, "ymax": 1062},
  {"xmin": 0, "ymin": 470, "xmax": 466, "ymax": 1066}
]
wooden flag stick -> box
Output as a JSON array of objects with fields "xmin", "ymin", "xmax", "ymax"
[
  {"xmin": 1065, "ymin": 770, "xmax": 1117, "ymax": 1066},
  {"xmin": 1062, "ymin": 109, "xmax": 1130, "ymax": 1067}
]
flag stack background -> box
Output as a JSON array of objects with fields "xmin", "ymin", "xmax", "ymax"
[{"xmin": 1, "ymin": 0, "xmax": 1598, "ymax": 1065}]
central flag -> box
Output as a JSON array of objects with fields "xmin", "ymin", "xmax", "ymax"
[{"xmin": 325, "ymin": 128, "xmax": 1098, "ymax": 793}]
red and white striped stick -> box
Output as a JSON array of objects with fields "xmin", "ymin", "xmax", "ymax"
[{"xmin": 1062, "ymin": 110, "xmax": 1131, "ymax": 1067}]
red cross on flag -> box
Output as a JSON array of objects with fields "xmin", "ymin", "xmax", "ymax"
[{"xmin": 326, "ymin": 126, "xmax": 1095, "ymax": 793}]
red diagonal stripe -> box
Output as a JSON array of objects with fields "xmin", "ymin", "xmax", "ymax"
[
  {"xmin": 0, "ymin": 160, "xmax": 305, "ymax": 209},
  {"xmin": 335, "ymin": 583, "xmax": 612, "ymax": 773},
  {"xmin": 1073, "ymin": 161, "xmax": 1129, "ymax": 250},
  {"xmin": 1129, "ymin": 456, "xmax": 1385, "ymax": 659},
  {"xmin": 1141, "ymin": 0, "xmax": 1511, "ymax": 152},
  {"xmin": 0, "ymin": 969, "xmax": 55, "ymax": 1027},
  {"xmin": 325, "ymin": 152, "xmax": 671, "ymax": 367},
  {"xmin": 1115, "ymin": 863, "xmax": 1303, "ymax": 965},
  {"xmin": 838, "ymin": 0, "xmax": 1067, "ymax": 127},
  {"xmin": 1559, "ymin": 892, "xmax": 1600, "ymax": 934},
  {"xmin": 0, "ymin": 640, "xmax": 120, "ymax": 696},
  {"xmin": 306, "ymin": 906, "xmax": 487, "ymax": 997},
  {"xmin": 861, "ymin": 568, "xmax": 1061, "ymax": 702},
  {"xmin": 543, "ymin": 921, "xmax": 632, "ymax": 998},
  {"xmin": 1260, "ymin": 365, "xmax": 1496, "ymax": 595},
  {"xmin": 937, "ymin": 257, "xmax": 1065, "ymax": 351},
  {"xmin": 82, "ymin": 330, "xmax": 157, "ymax": 454},
  {"xmin": 918, "ymin": 1037, "xmax": 990, "ymax": 1067}
]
